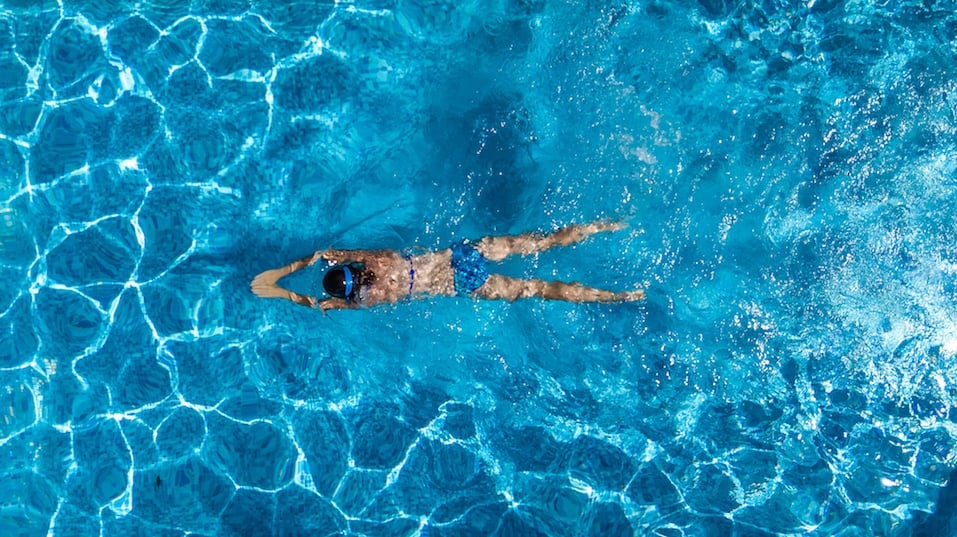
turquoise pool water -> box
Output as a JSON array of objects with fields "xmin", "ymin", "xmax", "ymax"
[{"xmin": 2, "ymin": 0, "xmax": 957, "ymax": 535}]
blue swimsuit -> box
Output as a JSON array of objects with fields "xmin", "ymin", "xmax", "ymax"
[{"xmin": 450, "ymin": 241, "xmax": 489, "ymax": 296}]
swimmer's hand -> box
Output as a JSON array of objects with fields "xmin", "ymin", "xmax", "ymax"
[
  {"xmin": 251, "ymin": 250, "xmax": 322, "ymax": 290},
  {"xmin": 251, "ymin": 268, "xmax": 288, "ymax": 291},
  {"xmin": 251, "ymin": 279, "xmax": 317, "ymax": 308},
  {"xmin": 251, "ymin": 265, "xmax": 318, "ymax": 308}
]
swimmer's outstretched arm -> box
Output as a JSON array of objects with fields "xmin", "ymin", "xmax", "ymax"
[
  {"xmin": 250, "ymin": 277, "xmax": 318, "ymax": 308},
  {"xmin": 252, "ymin": 251, "xmax": 323, "ymax": 286},
  {"xmin": 251, "ymin": 248, "xmax": 391, "ymax": 309},
  {"xmin": 251, "ymin": 250, "xmax": 326, "ymax": 307},
  {"xmin": 250, "ymin": 277, "xmax": 356, "ymax": 310}
]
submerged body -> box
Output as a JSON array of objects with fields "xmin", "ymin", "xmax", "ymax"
[{"xmin": 251, "ymin": 222, "xmax": 644, "ymax": 310}]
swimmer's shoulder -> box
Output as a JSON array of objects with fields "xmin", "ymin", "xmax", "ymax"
[{"xmin": 326, "ymin": 248, "xmax": 402, "ymax": 266}]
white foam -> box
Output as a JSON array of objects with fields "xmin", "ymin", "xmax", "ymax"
[
  {"xmin": 118, "ymin": 157, "xmax": 139, "ymax": 170},
  {"xmin": 118, "ymin": 67, "xmax": 135, "ymax": 92}
]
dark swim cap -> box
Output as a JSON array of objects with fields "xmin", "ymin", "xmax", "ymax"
[{"xmin": 322, "ymin": 265, "xmax": 354, "ymax": 299}]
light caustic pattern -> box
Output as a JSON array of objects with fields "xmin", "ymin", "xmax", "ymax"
[
  {"xmin": 0, "ymin": 1, "xmax": 437, "ymax": 535},
  {"xmin": 0, "ymin": 1, "xmax": 630, "ymax": 535},
  {"xmin": 3, "ymin": 0, "xmax": 957, "ymax": 536}
]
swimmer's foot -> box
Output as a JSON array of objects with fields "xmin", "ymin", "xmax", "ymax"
[
  {"xmin": 618, "ymin": 289, "xmax": 645, "ymax": 301},
  {"xmin": 592, "ymin": 220, "xmax": 628, "ymax": 233}
]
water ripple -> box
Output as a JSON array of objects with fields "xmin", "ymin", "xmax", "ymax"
[{"xmin": 2, "ymin": 0, "xmax": 956, "ymax": 535}]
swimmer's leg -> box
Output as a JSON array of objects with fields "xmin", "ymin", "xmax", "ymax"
[
  {"xmin": 475, "ymin": 274, "xmax": 644, "ymax": 303},
  {"xmin": 475, "ymin": 221, "xmax": 626, "ymax": 262}
]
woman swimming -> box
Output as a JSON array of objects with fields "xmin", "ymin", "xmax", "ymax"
[{"xmin": 250, "ymin": 221, "xmax": 645, "ymax": 311}]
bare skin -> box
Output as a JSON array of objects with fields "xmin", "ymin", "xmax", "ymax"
[{"xmin": 250, "ymin": 221, "xmax": 645, "ymax": 311}]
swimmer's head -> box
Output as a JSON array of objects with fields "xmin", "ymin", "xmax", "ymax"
[{"xmin": 322, "ymin": 265, "xmax": 354, "ymax": 300}]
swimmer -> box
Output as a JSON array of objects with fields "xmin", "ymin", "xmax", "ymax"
[{"xmin": 250, "ymin": 221, "xmax": 645, "ymax": 311}]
